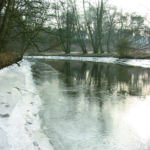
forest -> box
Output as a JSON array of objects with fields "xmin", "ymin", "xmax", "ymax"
[{"xmin": 0, "ymin": 0, "xmax": 150, "ymax": 67}]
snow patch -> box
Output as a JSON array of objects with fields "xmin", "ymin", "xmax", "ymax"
[
  {"xmin": 0, "ymin": 60, "xmax": 54, "ymax": 150},
  {"xmin": 25, "ymin": 56, "xmax": 150, "ymax": 68}
]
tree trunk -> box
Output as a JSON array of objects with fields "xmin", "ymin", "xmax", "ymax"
[{"xmin": 99, "ymin": 0, "xmax": 104, "ymax": 53}]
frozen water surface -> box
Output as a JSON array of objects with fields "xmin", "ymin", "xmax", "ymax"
[
  {"xmin": 1, "ymin": 56, "xmax": 150, "ymax": 150},
  {"xmin": 28, "ymin": 58, "xmax": 150, "ymax": 150},
  {"xmin": 25, "ymin": 56, "xmax": 150, "ymax": 68}
]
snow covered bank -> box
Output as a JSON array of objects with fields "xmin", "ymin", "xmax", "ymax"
[
  {"xmin": 25, "ymin": 56, "xmax": 150, "ymax": 68},
  {"xmin": 0, "ymin": 60, "xmax": 53, "ymax": 150}
]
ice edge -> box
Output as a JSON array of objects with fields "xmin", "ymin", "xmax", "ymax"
[{"xmin": 24, "ymin": 56, "xmax": 150, "ymax": 68}]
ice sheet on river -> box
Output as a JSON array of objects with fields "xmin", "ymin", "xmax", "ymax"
[
  {"xmin": 25, "ymin": 56, "xmax": 150, "ymax": 68},
  {"xmin": 0, "ymin": 60, "xmax": 53, "ymax": 150}
]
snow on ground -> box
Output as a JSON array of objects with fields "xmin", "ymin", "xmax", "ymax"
[
  {"xmin": 0, "ymin": 60, "xmax": 54, "ymax": 150},
  {"xmin": 25, "ymin": 56, "xmax": 150, "ymax": 68}
]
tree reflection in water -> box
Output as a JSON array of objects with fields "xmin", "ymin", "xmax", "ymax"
[{"xmin": 45, "ymin": 60, "xmax": 150, "ymax": 98}]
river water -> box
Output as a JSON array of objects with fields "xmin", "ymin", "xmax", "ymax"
[{"xmin": 29, "ymin": 58, "xmax": 150, "ymax": 150}]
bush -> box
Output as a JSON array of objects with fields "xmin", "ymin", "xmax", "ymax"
[{"xmin": 116, "ymin": 39, "xmax": 131, "ymax": 57}]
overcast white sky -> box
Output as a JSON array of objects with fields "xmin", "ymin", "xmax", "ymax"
[
  {"xmin": 76, "ymin": 0, "xmax": 150, "ymax": 18},
  {"xmin": 50, "ymin": 0, "xmax": 150, "ymax": 20},
  {"xmin": 109, "ymin": 0, "xmax": 150, "ymax": 18}
]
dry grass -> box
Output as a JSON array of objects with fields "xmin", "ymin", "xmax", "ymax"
[{"xmin": 0, "ymin": 52, "xmax": 22, "ymax": 69}]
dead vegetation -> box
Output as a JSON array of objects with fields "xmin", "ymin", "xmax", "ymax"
[{"xmin": 0, "ymin": 52, "xmax": 22, "ymax": 69}]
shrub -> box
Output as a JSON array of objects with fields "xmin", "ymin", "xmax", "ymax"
[{"xmin": 116, "ymin": 39, "xmax": 131, "ymax": 57}]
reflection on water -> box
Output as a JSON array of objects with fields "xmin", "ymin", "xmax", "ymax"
[{"xmin": 31, "ymin": 59, "xmax": 150, "ymax": 150}]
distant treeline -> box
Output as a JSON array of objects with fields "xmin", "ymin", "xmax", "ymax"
[{"xmin": 0, "ymin": 0, "xmax": 150, "ymax": 57}]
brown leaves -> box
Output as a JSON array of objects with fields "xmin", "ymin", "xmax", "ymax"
[{"xmin": 0, "ymin": 52, "xmax": 22, "ymax": 69}]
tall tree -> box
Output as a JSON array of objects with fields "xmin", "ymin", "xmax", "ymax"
[
  {"xmin": 0, "ymin": 0, "xmax": 49, "ymax": 54},
  {"xmin": 53, "ymin": 0, "xmax": 75, "ymax": 54},
  {"xmin": 83, "ymin": 0, "xmax": 105, "ymax": 54},
  {"xmin": 71, "ymin": 0, "xmax": 87, "ymax": 54}
]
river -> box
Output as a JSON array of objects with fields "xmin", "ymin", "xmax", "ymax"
[
  {"xmin": 29, "ymin": 58, "xmax": 150, "ymax": 150},
  {"xmin": 1, "ymin": 57, "xmax": 150, "ymax": 150}
]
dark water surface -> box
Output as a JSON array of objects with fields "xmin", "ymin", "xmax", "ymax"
[{"xmin": 30, "ymin": 59, "xmax": 150, "ymax": 150}]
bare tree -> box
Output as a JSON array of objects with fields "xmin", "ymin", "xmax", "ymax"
[
  {"xmin": 0, "ymin": 0, "xmax": 49, "ymax": 54},
  {"xmin": 71, "ymin": 0, "xmax": 87, "ymax": 54},
  {"xmin": 105, "ymin": 7, "xmax": 117, "ymax": 53},
  {"xmin": 53, "ymin": 0, "xmax": 75, "ymax": 54},
  {"xmin": 83, "ymin": 0, "xmax": 104, "ymax": 54}
]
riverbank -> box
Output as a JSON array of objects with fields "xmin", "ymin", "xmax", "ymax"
[
  {"xmin": 0, "ymin": 60, "xmax": 53, "ymax": 150},
  {"xmin": 25, "ymin": 55, "xmax": 150, "ymax": 68},
  {"xmin": 0, "ymin": 52, "xmax": 23, "ymax": 70},
  {"xmin": 27, "ymin": 51, "xmax": 150, "ymax": 59}
]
